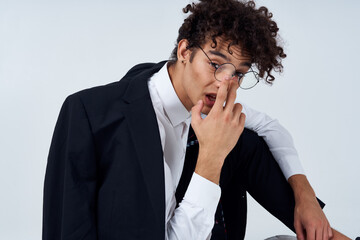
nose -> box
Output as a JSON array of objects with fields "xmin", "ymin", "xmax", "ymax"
[{"xmin": 214, "ymin": 79, "xmax": 221, "ymax": 88}]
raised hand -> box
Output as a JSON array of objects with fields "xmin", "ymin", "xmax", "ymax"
[{"xmin": 191, "ymin": 80, "xmax": 246, "ymax": 184}]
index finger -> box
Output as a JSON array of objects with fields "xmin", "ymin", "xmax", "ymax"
[
  {"xmin": 224, "ymin": 80, "xmax": 239, "ymax": 112},
  {"xmin": 211, "ymin": 80, "xmax": 229, "ymax": 113}
]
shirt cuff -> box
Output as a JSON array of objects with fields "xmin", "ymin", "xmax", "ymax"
[
  {"xmin": 183, "ymin": 173, "xmax": 221, "ymax": 215},
  {"xmin": 275, "ymin": 154, "xmax": 306, "ymax": 180}
]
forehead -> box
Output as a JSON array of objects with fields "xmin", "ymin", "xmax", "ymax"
[{"xmin": 202, "ymin": 39, "xmax": 252, "ymax": 66}]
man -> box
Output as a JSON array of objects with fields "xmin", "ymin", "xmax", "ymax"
[{"xmin": 43, "ymin": 0, "xmax": 349, "ymax": 239}]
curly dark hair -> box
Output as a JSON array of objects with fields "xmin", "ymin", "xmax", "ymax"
[{"xmin": 169, "ymin": 0, "xmax": 286, "ymax": 83}]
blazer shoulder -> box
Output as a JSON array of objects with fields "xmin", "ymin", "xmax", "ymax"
[
  {"xmin": 79, "ymin": 79, "xmax": 128, "ymax": 102},
  {"xmin": 62, "ymin": 61, "xmax": 166, "ymax": 115},
  {"xmin": 57, "ymin": 80, "xmax": 129, "ymax": 125}
]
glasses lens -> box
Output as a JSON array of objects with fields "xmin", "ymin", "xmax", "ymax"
[
  {"xmin": 240, "ymin": 70, "xmax": 259, "ymax": 89},
  {"xmin": 215, "ymin": 63, "xmax": 237, "ymax": 81},
  {"xmin": 214, "ymin": 63, "xmax": 260, "ymax": 89}
]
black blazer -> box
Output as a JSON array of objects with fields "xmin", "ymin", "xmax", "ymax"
[
  {"xmin": 43, "ymin": 61, "xmax": 304, "ymax": 240},
  {"xmin": 44, "ymin": 61, "xmax": 170, "ymax": 239}
]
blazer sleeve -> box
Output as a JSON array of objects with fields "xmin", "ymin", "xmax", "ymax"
[{"xmin": 43, "ymin": 94, "xmax": 98, "ymax": 240}]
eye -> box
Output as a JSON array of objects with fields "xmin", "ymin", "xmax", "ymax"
[
  {"xmin": 235, "ymin": 71, "xmax": 245, "ymax": 78},
  {"xmin": 210, "ymin": 62, "xmax": 220, "ymax": 70}
]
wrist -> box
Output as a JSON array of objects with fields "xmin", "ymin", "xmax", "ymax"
[
  {"xmin": 288, "ymin": 174, "xmax": 316, "ymax": 202},
  {"xmin": 194, "ymin": 150, "xmax": 225, "ymax": 185}
]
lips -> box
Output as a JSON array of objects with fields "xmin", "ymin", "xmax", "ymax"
[
  {"xmin": 207, "ymin": 94, "xmax": 216, "ymax": 101},
  {"xmin": 204, "ymin": 94, "xmax": 217, "ymax": 107}
]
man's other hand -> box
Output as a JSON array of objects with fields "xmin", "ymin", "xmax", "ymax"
[{"xmin": 289, "ymin": 175, "xmax": 332, "ymax": 240}]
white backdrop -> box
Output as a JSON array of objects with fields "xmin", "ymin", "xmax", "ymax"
[{"xmin": 0, "ymin": 0, "xmax": 359, "ymax": 239}]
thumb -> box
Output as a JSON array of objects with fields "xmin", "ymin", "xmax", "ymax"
[{"xmin": 191, "ymin": 100, "xmax": 203, "ymax": 125}]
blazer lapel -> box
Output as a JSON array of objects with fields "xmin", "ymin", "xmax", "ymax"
[{"xmin": 122, "ymin": 61, "xmax": 167, "ymax": 229}]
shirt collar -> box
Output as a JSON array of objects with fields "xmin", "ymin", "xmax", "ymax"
[{"xmin": 152, "ymin": 62, "xmax": 191, "ymax": 127}]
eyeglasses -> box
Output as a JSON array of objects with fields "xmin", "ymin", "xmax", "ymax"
[{"xmin": 198, "ymin": 46, "xmax": 260, "ymax": 90}]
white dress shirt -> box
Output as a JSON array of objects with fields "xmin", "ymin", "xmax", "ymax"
[
  {"xmin": 242, "ymin": 105, "xmax": 304, "ymax": 180},
  {"xmin": 148, "ymin": 63, "xmax": 220, "ymax": 240},
  {"xmin": 148, "ymin": 62, "xmax": 305, "ymax": 240}
]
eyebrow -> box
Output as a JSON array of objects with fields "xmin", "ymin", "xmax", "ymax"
[
  {"xmin": 208, "ymin": 50, "xmax": 252, "ymax": 68},
  {"xmin": 209, "ymin": 50, "xmax": 230, "ymax": 61}
]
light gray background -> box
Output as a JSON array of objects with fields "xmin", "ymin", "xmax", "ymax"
[{"xmin": 0, "ymin": 0, "xmax": 359, "ymax": 239}]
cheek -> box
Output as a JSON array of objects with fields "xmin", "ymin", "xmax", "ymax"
[
  {"xmin": 183, "ymin": 66, "xmax": 202, "ymax": 94},
  {"xmin": 192, "ymin": 63, "xmax": 210, "ymax": 86},
  {"xmin": 183, "ymin": 62, "xmax": 214, "ymax": 107}
]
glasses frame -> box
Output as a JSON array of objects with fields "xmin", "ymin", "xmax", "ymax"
[{"xmin": 197, "ymin": 46, "xmax": 260, "ymax": 90}]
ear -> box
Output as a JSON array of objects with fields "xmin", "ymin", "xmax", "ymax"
[{"xmin": 177, "ymin": 39, "xmax": 191, "ymax": 63}]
